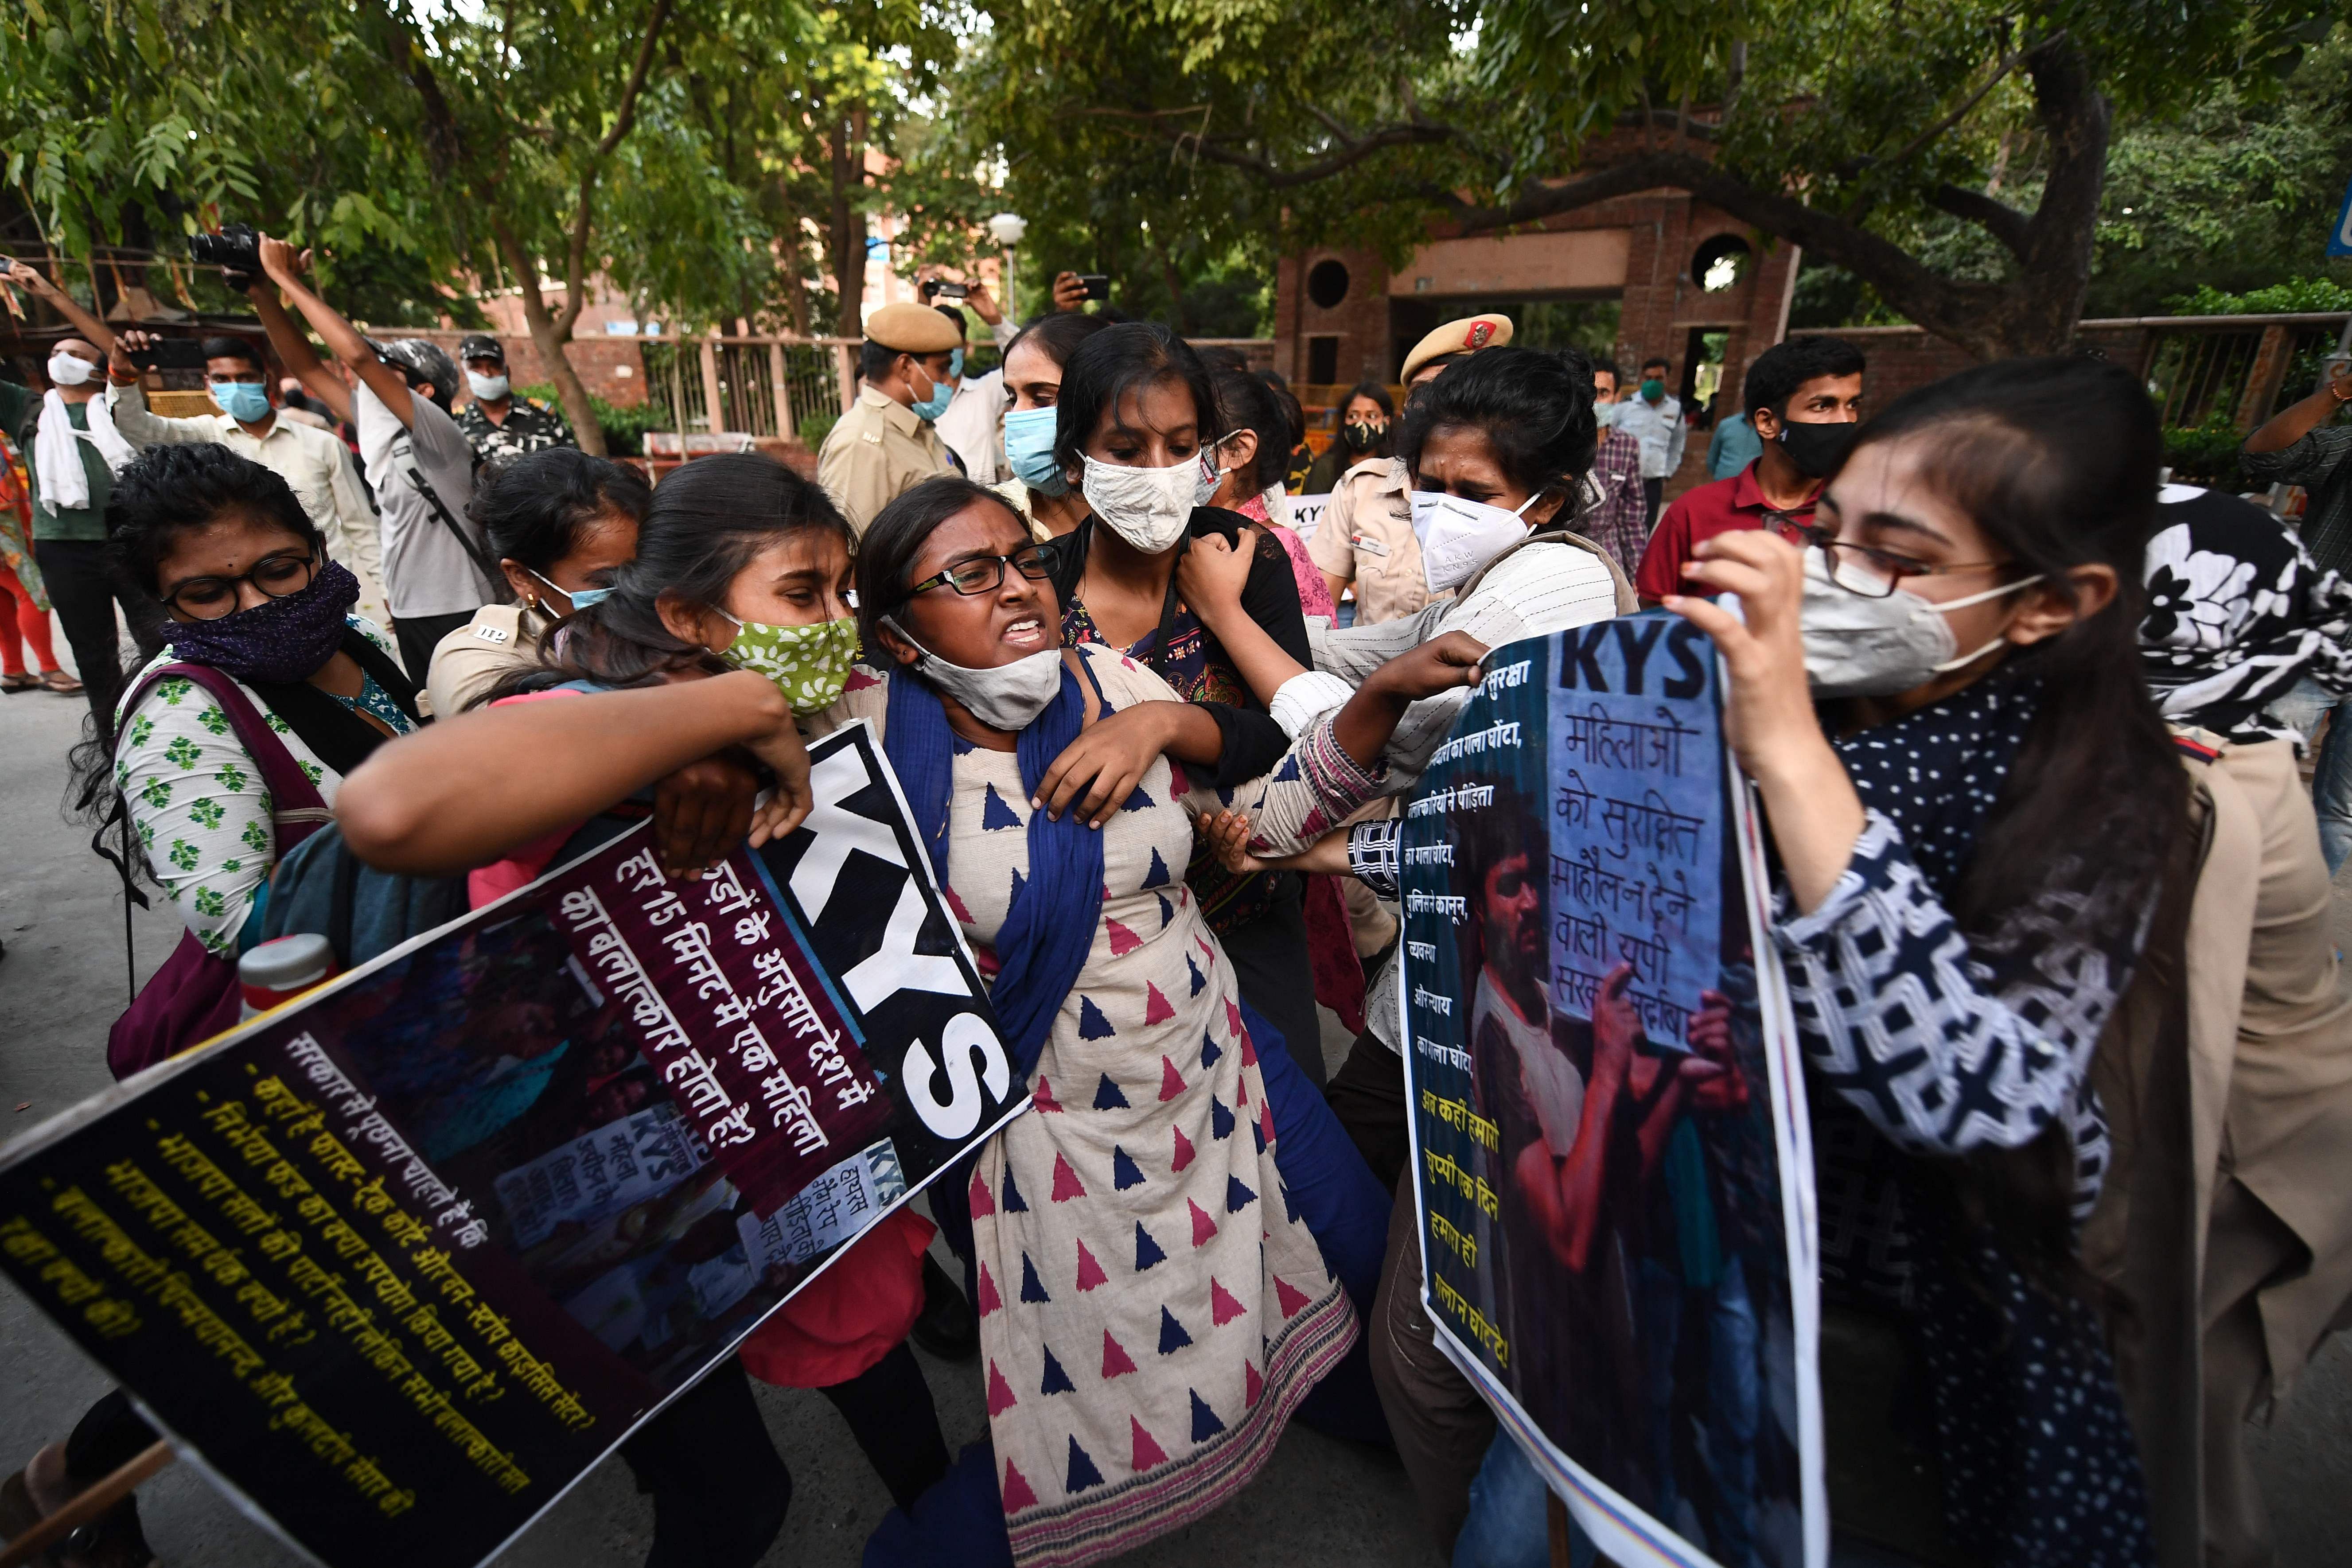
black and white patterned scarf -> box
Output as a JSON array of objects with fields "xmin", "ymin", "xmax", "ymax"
[{"xmin": 2140, "ymin": 483, "xmax": 2352, "ymax": 747}]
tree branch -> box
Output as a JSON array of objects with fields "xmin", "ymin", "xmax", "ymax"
[
  {"xmin": 557, "ymin": 0, "xmax": 677, "ymax": 340},
  {"xmin": 1877, "ymin": 32, "xmax": 2054, "ymax": 175},
  {"xmin": 1074, "ymin": 105, "xmax": 1452, "ymax": 188},
  {"xmin": 1928, "ymin": 183, "xmax": 2030, "ymax": 258}
]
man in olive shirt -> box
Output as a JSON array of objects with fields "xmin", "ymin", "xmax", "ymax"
[
  {"xmin": 0, "ymin": 259, "xmax": 157, "ymax": 731},
  {"xmin": 816, "ymin": 302, "xmax": 960, "ymax": 533}
]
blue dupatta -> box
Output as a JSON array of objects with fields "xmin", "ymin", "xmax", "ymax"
[{"xmin": 882, "ymin": 658, "xmax": 1105, "ymax": 1081}]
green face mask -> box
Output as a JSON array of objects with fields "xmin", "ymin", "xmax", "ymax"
[
  {"xmin": 1640, "ymin": 377, "xmax": 1666, "ymax": 401},
  {"xmin": 714, "ymin": 612, "xmax": 859, "ymax": 715}
]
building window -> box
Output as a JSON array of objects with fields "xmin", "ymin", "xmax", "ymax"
[
  {"xmin": 1307, "ymin": 259, "xmax": 1351, "ymax": 310},
  {"xmin": 1307, "ymin": 336, "xmax": 1340, "ymax": 385},
  {"xmin": 1692, "ymin": 233, "xmax": 1752, "ymax": 292}
]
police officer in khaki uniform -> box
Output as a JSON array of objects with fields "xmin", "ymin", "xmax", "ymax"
[
  {"xmin": 817, "ymin": 301, "xmax": 961, "ymax": 533},
  {"xmin": 1308, "ymin": 312, "xmax": 1513, "ymax": 623}
]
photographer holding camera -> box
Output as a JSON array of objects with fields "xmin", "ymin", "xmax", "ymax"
[
  {"xmin": 241, "ymin": 233, "xmax": 498, "ymax": 679},
  {"xmin": 0, "ymin": 258, "xmax": 157, "ymax": 722},
  {"xmin": 103, "ymin": 327, "xmax": 393, "ymax": 632}
]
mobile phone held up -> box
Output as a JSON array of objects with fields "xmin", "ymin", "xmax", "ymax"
[
  {"xmin": 129, "ymin": 339, "xmax": 210, "ymax": 373},
  {"xmin": 1077, "ymin": 274, "xmax": 1110, "ymax": 302}
]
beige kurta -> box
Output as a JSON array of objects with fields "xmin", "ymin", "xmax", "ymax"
[
  {"xmin": 816, "ymin": 385, "xmax": 954, "ymax": 534},
  {"xmin": 814, "ymin": 644, "xmax": 1378, "ymax": 1566}
]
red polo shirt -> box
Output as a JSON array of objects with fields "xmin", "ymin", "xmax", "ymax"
[{"xmin": 1633, "ymin": 462, "xmax": 1819, "ymax": 600}]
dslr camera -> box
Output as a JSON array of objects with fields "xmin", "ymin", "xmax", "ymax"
[{"xmin": 189, "ymin": 223, "xmax": 264, "ymax": 275}]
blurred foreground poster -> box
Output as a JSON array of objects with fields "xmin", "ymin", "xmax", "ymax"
[
  {"xmin": 0, "ymin": 722, "xmax": 1022, "ymax": 1568},
  {"xmin": 1399, "ymin": 615, "xmax": 1825, "ymax": 1568}
]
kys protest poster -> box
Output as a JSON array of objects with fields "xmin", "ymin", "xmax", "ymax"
[
  {"xmin": 0, "ymin": 722, "xmax": 1024, "ymax": 1568},
  {"xmin": 1398, "ymin": 615, "xmax": 1826, "ymax": 1568}
]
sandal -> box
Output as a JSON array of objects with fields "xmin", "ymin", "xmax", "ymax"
[
  {"xmin": 0, "ymin": 1443, "xmax": 160, "ymax": 1568},
  {"xmin": 0, "ymin": 672, "xmax": 36, "ymax": 693},
  {"xmin": 39, "ymin": 669, "xmax": 83, "ymax": 696}
]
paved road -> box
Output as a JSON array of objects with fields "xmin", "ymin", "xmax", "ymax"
[{"xmin": 1, "ymin": 660, "xmax": 2345, "ymax": 1567}]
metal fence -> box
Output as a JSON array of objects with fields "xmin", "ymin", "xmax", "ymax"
[
  {"xmin": 637, "ymin": 335, "xmax": 858, "ymax": 444},
  {"xmin": 2136, "ymin": 313, "xmax": 2350, "ymax": 432}
]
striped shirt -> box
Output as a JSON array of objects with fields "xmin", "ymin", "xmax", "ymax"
[{"xmin": 2241, "ymin": 422, "xmax": 2352, "ymax": 580}]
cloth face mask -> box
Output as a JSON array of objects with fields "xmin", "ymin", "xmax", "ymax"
[
  {"xmin": 466, "ymin": 371, "xmax": 510, "ymax": 402},
  {"xmin": 715, "ymin": 611, "xmax": 860, "ymax": 715},
  {"xmin": 1799, "ymin": 545, "xmax": 2043, "ymax": 697},
  {"xmin": 165, "ymin": 560, "xmax": 359, "ymax": 685},
  {"xmin": 1341, "ymin": 420, "xmax": 1382, "ymax": 452},
  {"xmin": 1081, "ymin": 452, "xmax": 1211, "ymax": 554},
  {"xmin": 882, "ymin": 616, "xmax": 1063, "ymax": 730},
  {"xmin": 1410, "ymin": 488, "xmax": 1539, "ymax": 593},
  {"xmin": 211, "ymin": 380, "xmax": 272, "ymax": 424},
  {"xmin": 1004, "ymin": 405, "xmax": 1066, "ymax": 494},
  {"xmin": 1593, "ymin": 402, "xmax": 1619, "ymax": 429},
  {"xmin": 1775, "ymin": 419, "xmax": 1858, "ymax": 480}
]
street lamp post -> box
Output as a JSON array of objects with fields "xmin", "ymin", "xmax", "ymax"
[{"xmin": 986, "ymin": 211, "xmax": 1028, "ymax": 321}]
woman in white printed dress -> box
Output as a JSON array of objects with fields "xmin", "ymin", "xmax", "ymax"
[{"xmin": 834, "ymin": 476, "xmax": 1485, "ymax": 1566}]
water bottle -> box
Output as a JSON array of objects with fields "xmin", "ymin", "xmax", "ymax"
[{"xmin": 238, "ymin": 933, "xmax": 339, "ymax": 1019}]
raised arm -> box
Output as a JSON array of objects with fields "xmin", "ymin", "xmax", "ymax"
[
  {"xmin": 2245, "ymin": 360, "xmax": 2352, "ymax": 456},
  {"xmin": 256, "ymin": 236, "xmax": 409, "ymax": 427},
  {"xmin": 245, "ymin": 269, "xmax": 352, "ymax": 425},
  {"xmin": 1, "ymin": 260, "xmax": 115, "ymax": 353},
  {"xmin": 336, "ymin": 672, "xmax": 810, "ymax": 875}
]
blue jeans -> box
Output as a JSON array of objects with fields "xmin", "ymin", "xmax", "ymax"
[
  {"xmin": 2264, "ymin": 678, "xmax": 2352, "ymax": 874},
  {"xmin": 1453, "ymin": 1433, "xmax": 1596, "ymax": 1568}
]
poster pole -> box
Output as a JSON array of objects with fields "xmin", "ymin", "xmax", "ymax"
[{"xmin": 0, "ymin": 1442, "xmax": 174, "ymax": 1568}]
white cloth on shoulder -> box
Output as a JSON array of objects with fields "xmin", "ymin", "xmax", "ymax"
[{"xmin": 35, "ymin": 386, "xmax": 137, "ymax": 510}]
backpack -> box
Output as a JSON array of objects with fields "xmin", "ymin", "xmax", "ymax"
[
  {"xmin": 105, "ymin": 664, "xmax": 333, "ymax": 1080},
  {"xmin": 252, "ymin": 824, "xmax": 470, "ymax": 969}
]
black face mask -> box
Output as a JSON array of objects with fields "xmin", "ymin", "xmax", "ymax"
[
  {"xmin": 1341, "ymin": 420, "xmax": 1382, "ymax": 452},
  {"xmin": 1776, "ymin": 419, "xmax": 1858, "ymax": 479}
]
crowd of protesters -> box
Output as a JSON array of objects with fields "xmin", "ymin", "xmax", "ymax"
[{"xmin": 4, "ymin": 223, "xmax": 2352, "ymax": 1568}]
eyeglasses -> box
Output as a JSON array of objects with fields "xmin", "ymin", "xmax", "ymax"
[
  {"xmin": 1798, "ymin": 525, "xmax": 2010, "ymax": 599},
  {"xmin": 903, "ymin": 544, "xmax": 1055, "ymax": 600},
  {"xmin": 163, "ymin": 551, "xmax": 318, "ymax": 620}
]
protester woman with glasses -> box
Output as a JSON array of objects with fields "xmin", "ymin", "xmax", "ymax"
[
  {"xmin": 830, "ymin": 474, "xmax": 1481, "ymax": 1565},
  {"xmin": 96, "ymin": 441, "xmax": 419, "ymax": 963},
  {"xmin": 1665, "ymin": 356, "xmax": 2194, "ymax": 1567}
]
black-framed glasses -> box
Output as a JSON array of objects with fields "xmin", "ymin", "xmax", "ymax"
[
  {"xmin": 904, "ymin": 544, "xmax": 1055, "ymax": 600},
  {"xmin": 163, "ymin": 550, "xmax": 319, "ymax": 620},
  {"xmin": 1798, "ymin": 525, "xmax": 2009, "ymax": 599}
]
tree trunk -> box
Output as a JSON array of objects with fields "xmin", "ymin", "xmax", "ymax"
[
  {"xmin": 826, "ymin": 109, "xmax": 869, "ymax": 339},
  {"xmin": 491, "ymin": 220, "xmax": 608, "ymax": 455}
]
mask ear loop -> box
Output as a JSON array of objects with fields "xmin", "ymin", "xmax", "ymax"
[{"xmin": 1924, "ymin": 573, "xmax": 2047, "ymax": 672}]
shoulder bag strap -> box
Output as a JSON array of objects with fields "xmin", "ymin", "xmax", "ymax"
[{"xmin": 404, "ymin": 463, "xmax": 508, "ymax": 593}]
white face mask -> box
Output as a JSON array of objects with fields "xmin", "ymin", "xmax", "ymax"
[
  {"xmin": 1593, "ymin": 401, "xmax": 1619, "ymax": 428},
  {"xmin": 1799, "ymin": 546, "xmax": 2044, "ymax": 698},
  {"xmin": 47, "ymin": 351, "xmax": 97, "ymax": 388},
  {"xmin": 1081, "ymin": 451, "xmax": 1212, "ymax": 554},
  {"xmin": 467, "ymin": 370, "xmax": 510, "ymax": 402},
  {"xmin": 1410, "ymin": 489, "xmax": 1540, "ymax": 593},
  {"xmin": 883, "ymin": 616, "xmax": 1065, "ymax": 731}
]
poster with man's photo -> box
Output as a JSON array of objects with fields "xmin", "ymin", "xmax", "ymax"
[
  {"xmin": 1398, "ymin": 616, "xmax": 1826, "ymax": 1568},
  {"xmin": 0, "ymin": 722, "xmax": 1025, "ymax": 1568}
]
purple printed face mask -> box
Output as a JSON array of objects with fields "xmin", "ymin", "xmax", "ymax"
[{"xmin": 165, "ymin": 560, "xmax": 360, "ymax": 685}]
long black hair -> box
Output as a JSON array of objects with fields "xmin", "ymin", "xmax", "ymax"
[
  {"xmin": 494, "ymin": 452, "xmax": 853, "ymax": 701},
  {"xmin": 1050, "ymin": 321, "xmax": 1224, "ymax": 478},
  {"xmin": 470, "ymin": 447, "xmax": 650, "ymax": 572},
  {"xmin": 1843, "ymin": 354, "xmax": 2193, "ymax": 1279},
  {"xmin": 1396, "ymin": 346, "xmax": 1600, "ymax": 513},
  {"xmin": 1002, "ymin": 310, "xmax": 1110, "ymax": 376},
  {"xmin": 1209, "ymin": 363, "xmax": 1290, "ymax": 498}
]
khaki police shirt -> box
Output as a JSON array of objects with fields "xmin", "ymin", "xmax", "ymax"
[
  {"xmin": 817, "ymin": 385, "xmax": 953, "ymax": 534},
  {"xmin": 426, "ymin": 602, "xmax": 553, "ymax": 719},
  {"xmin": 1305, "ymin": 455, "xmax": 1437, "ymax": 625}
]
